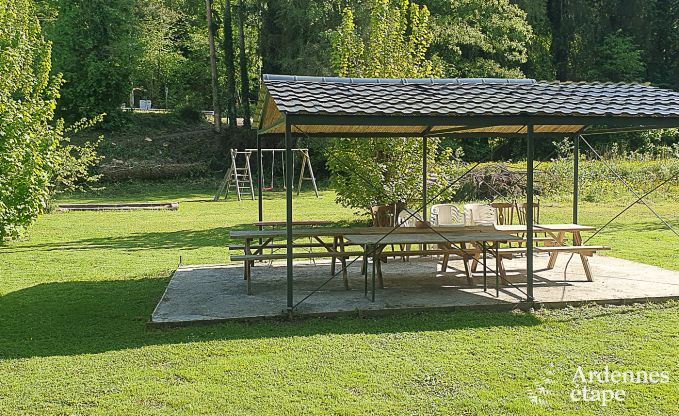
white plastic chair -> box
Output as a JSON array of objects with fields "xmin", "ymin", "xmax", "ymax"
[
  {"xmin": 396, "ymin": 208, "xmax": 423, "ymax": 227},
  {"xmin": 396, "ymin": 208, "xmax": 423, "ymax": 261},
  {"xmin": 463, "ymin": 203, "xmax": 497, "ymax": 226},
  {"xmin": 430, "ymin": 204, "xmax": 465, "ymax": 226}
]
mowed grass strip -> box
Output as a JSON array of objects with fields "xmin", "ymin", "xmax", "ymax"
[{"xmin": 1, "ymin": 182, "xmax": 678, "ymax": 415}]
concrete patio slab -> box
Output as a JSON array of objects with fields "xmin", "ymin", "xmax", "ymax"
[{"xmin": 150, "ymin": 254, "xmax": 679, "ymax": 326}]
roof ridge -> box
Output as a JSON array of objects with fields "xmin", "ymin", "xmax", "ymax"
[{"xmin": 262, "ymin": 74, "xmax": 536, "ymax": 85}]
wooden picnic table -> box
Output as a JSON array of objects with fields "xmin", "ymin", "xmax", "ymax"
[
  {"xmin": 345, "ymin": 231, "xmax": 522, "ymax": 301},
  {"xmin": 495, "ymin": 223, "xmax": 597, "ymax": 278},
  {"xmin": 229, "ymin": 226, "xmax": 505, "ymax": 295}
]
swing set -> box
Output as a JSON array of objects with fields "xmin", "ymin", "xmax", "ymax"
[{"xmin": 214, "ymin": 148, "xmax": 319, "ymax": 201}]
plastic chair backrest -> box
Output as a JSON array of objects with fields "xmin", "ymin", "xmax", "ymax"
[
  {"xmin": 430, "ymin": 204, "xmax": 465, "ymax": 226},
  {"xmin": 397, "ymin": 208, "xmax": 423, "ymax": 228},
  {"xmin": 463, "ymin": 203, "xmax": 497, "ymax": 225}
]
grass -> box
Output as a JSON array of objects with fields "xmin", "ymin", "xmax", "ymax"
[{"xmin": 1, "ymin": 180, "xmax": 679, "ymax": 415}]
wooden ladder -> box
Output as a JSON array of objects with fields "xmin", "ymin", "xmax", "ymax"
[{"xmin": 214, "ymin": 149, "xmax": 255, "ymax": 201}]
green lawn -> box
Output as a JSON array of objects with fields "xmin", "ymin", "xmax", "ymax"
[{"xmin": 1, "ymin": 181, "xmax": 678, "ymax": 415}]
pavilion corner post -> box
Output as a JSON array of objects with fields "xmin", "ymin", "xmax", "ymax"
[
  {"xmin": 285, "ymin": 120, "xmax": 293, "ymax": 312},
  {"xmin": 573, "ymin": 135, "xmax": 580, "ymax": 225},
  {"xmin": 422, "ymin": 136, "xmax": 428, "ymax": 222},
  {"xmin": 526, "ymin": 124, "xmax": 535, "ymax": 302},
  {"xmin": 257, "ymin": 133, "xmax": 263, "ymax": 231}
]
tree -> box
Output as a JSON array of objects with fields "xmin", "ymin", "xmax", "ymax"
[
  {"xmin": 423, "ymin": 0, "xmax": 533, "ymax": 78},
  {"xmin": 223, "ymin": 0, "xmax": 237, "ymax": 127},
  {"xmin": 46, "ymin": 0, "xmax": 141, "ymax": 120},
  {"xmin": 0, "ymin": 0, "xmax": 99, "ymax": 240},
  {"xmin": 205, "ymin": 0, "xmax": 222, "ymax": 132},
  {"xmin": 237, "ymin": 0, "xmax": 251, "ymax": 128},
  {"xmin": 328, "ymin": 0, "xmax": 451, "ymax": 214},
  {"xmin": 589, "ymin": 30, "xmax": 645, "ymax": 82}
]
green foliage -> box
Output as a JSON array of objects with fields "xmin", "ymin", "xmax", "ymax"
[
  {"xmin": 328, "ymin": 0, "xmax": 447, "ymax": 213},
  {"xmin": 46, "ymin": 0, "xmax": 140, "ymax": 120},
  {"xmin": 52, "ymin": 117, "xmax": 104, "ymax": 195},
  {"xmin": 588, "ymin": 30, "xmax": 645, "ymax": 82},
  {"xmin": 424, "ymin": 0, "xmax": 533, "ymax": 77},
  {"xmin": 0, "ymin": 0, "xmax": 102, "ymax": 240},
  {"xmin": 0, "ymin": 0, "xmax": 62, "ymax": 239}
]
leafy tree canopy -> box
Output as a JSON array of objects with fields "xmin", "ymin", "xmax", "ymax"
[
  {"xmin": 0, "ymin": 0, "xmax": 61, "ymax": 239},
  {"xmin": 423, "ymin": 0, "xmax": 533, "ymax": 78},
  {"xmin": 327, "ymin": 0, "xmax": 460, "ymax": 214}
]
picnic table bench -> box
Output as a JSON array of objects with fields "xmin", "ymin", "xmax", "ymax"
[
  {"xmin": 494, "ymin": 224, "xmax": 609, "ymax": 281},
  {"xmin": 229, "ymin": 224, "xmax": 609, "ymax": 295}
]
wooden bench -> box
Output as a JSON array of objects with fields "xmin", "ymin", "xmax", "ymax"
[
  {"xmin": 489, "ymin": 245, "xmax": 610, "ymax": 281},
  {"xmin": 231, "ymin": 251, "xmax": 365, "ymax": 294},
  {"xmin": 534, "ymin": 245, "xmax": 610, "ymax": 255}
]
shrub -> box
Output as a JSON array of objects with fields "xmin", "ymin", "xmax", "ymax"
[
  {"xmin": 0, "ymin": 1, "xmax": 101, "ymax": 240},
  {"xmin": 0, "ymin": 1, "xmax": 63, "ymax": 239}
]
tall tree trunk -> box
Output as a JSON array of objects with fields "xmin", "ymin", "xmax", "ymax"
[
  {"xmin": 205, "ymin": 0, "xmax": 221, "ymax": 132},
  {"xmin": 237, "ymin": 0, "xmax": 251, "ymax": 128},
  {"xmin": 547, "ymin": 0, "xmax": 569, "ymax": 80},
  {"xmin": 260, "ymin": 0, "xmax": 284, "ymax": 74},
  {"xmin": 223, "ymin": 0, "xmax": 237, "ymax": 128}
]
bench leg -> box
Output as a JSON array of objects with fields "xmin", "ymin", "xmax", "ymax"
[
  {"xmin": 572, "ymin": 231, "xmax": 594, "ymax": 281},
  {"xmin": 363, "ymin": 245, "xmax": 368, "ymax": 296},
  {"xmin": 580, "ymin": 255, "xmax": 594, "ymax": 282},
  {"xmin": 338, "ymin": 237, "xmax": 349, "ymax": 290},
  {"xmin": 547, "ymin": 231, "xmax": 564, "ymax": 269}
]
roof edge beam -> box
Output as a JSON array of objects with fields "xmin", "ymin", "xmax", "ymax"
[{"xmin": 285, "ymin": 114, "xmax": 679, "ymax": 129}]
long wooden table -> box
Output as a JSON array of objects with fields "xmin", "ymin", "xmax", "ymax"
[
  {"xmin": 344, "ymin": 231, "xmax": 522, "ymax": 301},
  {"xmin": 229, "ymin": 224, "xmax": 604, "ymax": 296},
  {"xmin": 495, "ymin": 223, "xmax": 597, "ymax": 277}
]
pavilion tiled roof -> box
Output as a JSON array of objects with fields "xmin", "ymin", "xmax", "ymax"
[{"xmin": 254, "ymin": 74, "xmax": 679, "ymax": 137}]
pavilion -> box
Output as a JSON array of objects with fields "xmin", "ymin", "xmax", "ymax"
[{"xmin": 252, "ymin": 74, "xmax": 679, "ymax": 313}]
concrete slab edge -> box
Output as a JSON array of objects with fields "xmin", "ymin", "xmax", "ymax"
[{"xmin": 147, "ymin": 295, "xmax": 679, "ymax": 329}]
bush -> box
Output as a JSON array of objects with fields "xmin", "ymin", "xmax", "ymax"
[
  {"xmin": 176, "ymin": 106, "xmax": 202, "ymax": 122},
  {"xmin": 453, "ymin": 164, "xmax": 532, "ymax": 202},
  {"xmin": 0, "ymin": 1, "xmax": 63, "ymax": 239},
  {"xmin": 0, "ymin": 2, "xmax": 101, "ymax": 240}
]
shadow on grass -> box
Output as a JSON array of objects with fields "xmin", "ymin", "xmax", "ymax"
[
  {"xmin": 1, "ymin": 220, "xmax": 368, "ymax": 253},
  {"xmin": 1, "ymin": 227, "xmax": 234, "ymax": 253},
  {"xmin": 0, "ymin": 276, "xmax": 544, "ymax": 359}
]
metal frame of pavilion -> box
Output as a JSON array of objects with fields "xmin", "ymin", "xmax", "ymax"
[{"xmin": 252, "ymin": 75, "xmax": 679, "ymax": 314}]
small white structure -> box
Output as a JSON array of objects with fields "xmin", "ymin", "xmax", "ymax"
[{"xmin": 139, "ymin": 99, "xmax": 152, "ymax": 110}]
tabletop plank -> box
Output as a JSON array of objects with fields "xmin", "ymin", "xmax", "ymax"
[
  {"xmin": 344, "ymin": 232, "xmax": 521, "ymax": 245},
  {"xmin": 230, "ymin": 225, "xmax": 496, "ymax": 239}
]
